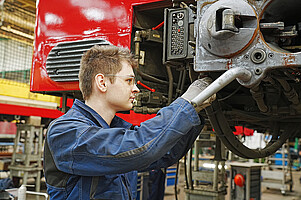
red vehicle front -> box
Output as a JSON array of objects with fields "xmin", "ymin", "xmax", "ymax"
[{"xmin": 31, "ymin": 0, "xmax": 171, "ymax": 123}]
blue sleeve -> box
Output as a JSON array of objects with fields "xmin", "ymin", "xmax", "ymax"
[
  {"xmin": 47, "ymin": 98, "xmax": 203, "ymax": 176},
  {"xmin": 141, "ymin": 115, "xmax": 204, "ymax": 171}
]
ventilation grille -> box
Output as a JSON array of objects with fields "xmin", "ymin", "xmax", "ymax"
[{"xmin": 46, "ymin": 39, "xmax": 111, "ymax": 82}]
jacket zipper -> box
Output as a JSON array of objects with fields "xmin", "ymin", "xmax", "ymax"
[{"xmin": 121, "ymin": 176, "xmax": 133, "ymax": 200}]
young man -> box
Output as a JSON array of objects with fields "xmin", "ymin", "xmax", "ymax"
[{"xmin": 44, "ymin": 45, "xmax": 214, "ymax": 199}]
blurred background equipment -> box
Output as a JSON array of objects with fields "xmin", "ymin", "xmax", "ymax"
[
  {"xmin": 0, "ymin": 0, "xmax": 35, "ymax": 84},
  {"xmin": 230, "ymin": 162, "xmax": 266, "ymax": 200}
]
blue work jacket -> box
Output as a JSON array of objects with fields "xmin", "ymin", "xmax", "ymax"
[{"xmin": 44, "ymin": 98, "xmax": 204, "ymax": 200}]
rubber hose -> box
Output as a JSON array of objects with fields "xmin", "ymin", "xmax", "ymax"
[{"xmin": 206, "ymin": 100, "xmax": 290, "ymax": 158}]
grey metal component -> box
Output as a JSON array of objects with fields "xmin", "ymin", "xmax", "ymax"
[
  {"xmin": 46, "ymin": 39, "xmax": 111, "ymax": 82},
  {"xmin": 198, "ymin": 0, "xmax": 257, "ymax": 57},
  {"xmin": 260, "ymin": 22, "xmax": 284, "ymax": 30},
  {"xmin": 250, "ymin": 49, "xmax": 267, "ymax": 64},
  {"xmin": 194, "ymin": 0, "xmax": 301, "ymax": 88},
  {"xmin": 26, "ymin": 191, "xmax": 49, "ymax": 200},
  {"xmin": 230, "ymin": 162, "xmax": 266, "ymax": 200},
  {"xmin": 145, "ymin": 29, "xmax": 163, "ymax": 43},
  {"xmin": 191, "ymin": 67, "xmax": 252, "ymax": 106}
]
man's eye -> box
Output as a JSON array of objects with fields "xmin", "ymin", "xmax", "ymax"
[{"xmin": 126, "ymin": 79, "xmax": 134, "ymax": 84}]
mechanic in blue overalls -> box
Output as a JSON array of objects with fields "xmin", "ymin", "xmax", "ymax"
[{"xmin": 43, "ymin": 45, "xmax": 215, "ymax": 200}]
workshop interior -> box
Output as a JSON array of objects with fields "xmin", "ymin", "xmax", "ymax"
[{"xmin": 0, "ymin": 0, "xmax": 301, "ymax": 199}]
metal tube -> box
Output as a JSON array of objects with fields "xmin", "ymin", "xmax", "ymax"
[
  {"xmin": 220, "ymin": 160, "xmax": 226, "ymax": 188},
  {"xmin": 136, "ymin": 69, "xmax": 170, "ymax": 85},
  {"xmin": 194, "ymin": 139, "xmax": 199, "ymax": 172},
  {"xmin": 213, "ymin": 160, "xmax": 219, "ymax": 191},
  {"xmin": 174, "ymin": 161, "xmax": 179, "ymax": 200},
  {"xmin": 61, "ymin": 93, "xmax": 67, "ymax": 113},
  {"xmin": 184, "ymin": 155, "xmax": 189, "ymax": 189},
  {"xmin": 194, "ymin": 139, "xmax": 199, "ymax": 186},
  {"xmin": 180, "ymin": 68, "xmax": 187, "ymax": 94},
  {"xmin": 134, "ymin": 41, "xmax": 140, "ymax": 59},
  {"xmin": 166, "ymin": 65, "xmax": 173, "ymax": 105},
  {"xmin": 187, "ymin": 149, "xmax": 193, "ymax": 190},
  {"xmin": 191, "ymin": 68, "xmax": 252, "ymax": 106},
  {"xmin": 175, "ymin": 70, "xmax": 183, "ymax": 98},
  {"xmin": 26, "ymin": 191, "xmax": 49, "ymax": 200}
]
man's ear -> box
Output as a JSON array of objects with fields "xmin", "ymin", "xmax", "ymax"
[{"xmin": 95, "ymin": 73, "xmax": 107, "ymax": 92}]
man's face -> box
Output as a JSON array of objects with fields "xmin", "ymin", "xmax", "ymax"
[{"xmin": 105, "ymin": 61, "xmax": 140, "ymax": 112}]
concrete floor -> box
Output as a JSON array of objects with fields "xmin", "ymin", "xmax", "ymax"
[{"xmin": 21, "ymin": 170, "xmax": 301, "ymax": 200}]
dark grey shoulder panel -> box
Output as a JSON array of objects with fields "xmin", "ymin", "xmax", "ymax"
[{"xmin": 44, "ymin": 137, "xmax": 71, "ymax": 188}]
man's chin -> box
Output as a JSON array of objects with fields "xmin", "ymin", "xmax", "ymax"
[{"xmin": 117, "ymin": 104, "xmax": 133, "ymax": 112}]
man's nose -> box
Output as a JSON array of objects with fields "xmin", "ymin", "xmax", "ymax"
[{"xmin": 133, "ymin": 83, "xmax": 140, "ymax": 93}]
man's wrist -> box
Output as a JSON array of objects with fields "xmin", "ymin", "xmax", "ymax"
[
  {"xmin": 180, "ymin": 96, "xmax": 191, "ymax": 104},
  {"xmin": 180, "ymin": 97, "xmax": 199, "ymax": 108}
]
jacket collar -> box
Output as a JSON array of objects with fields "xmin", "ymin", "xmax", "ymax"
[{"xmin": 72, "ymin": 99, "xmax": 132, "ymax": 129}]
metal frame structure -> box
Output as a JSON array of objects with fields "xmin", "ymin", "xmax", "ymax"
[{"xmin": 261, "ymin": 140, "xmax": 293, "ymax": 195}]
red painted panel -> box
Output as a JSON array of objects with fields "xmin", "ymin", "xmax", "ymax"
[
  {"xmin": 117, "ymin": 111, "xmax": 156, "ymax": 126},
  {"xmin": 30, "ymin": 34, "xmax": 131, "ymax": 92},
  {"xmin": 0, "ymin": 103, "xmax": 64, "ymax": 119},
  {"xmin": 31, "ymin": 0, "xmax": 164, "ymax": 93}
]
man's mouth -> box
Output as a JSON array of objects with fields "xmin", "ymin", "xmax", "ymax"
[{"xmin": 130, "ymin": 97, "xmax": 135, "ymax": 102}]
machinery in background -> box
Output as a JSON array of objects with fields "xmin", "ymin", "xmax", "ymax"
[
  {"xmin": 8, "ymin": 123, "xmax": 43, "ymax": 192},
  {"xmin": 261, "ymin": 140, "xmax": 293, "ymax": 195},
  {"xmin": 230, "ymin": 162, "xmax": 266, "ymax": 200},
  {"xmin": 184, "ymin": 129, "xmax": 227, "ymax": 200}
]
